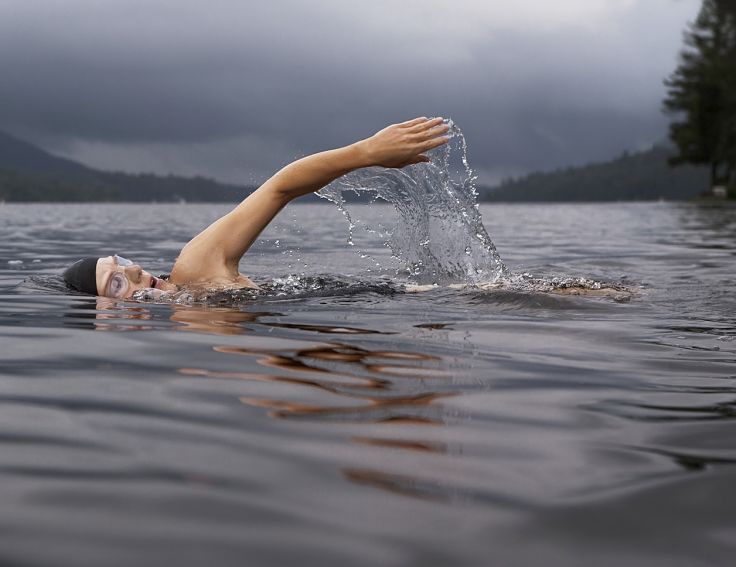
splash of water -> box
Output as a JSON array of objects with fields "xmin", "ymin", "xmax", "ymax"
[
  {"xmin": 129, "ymin": 275, "xmax": 400, "ymax": 304},
  {"xmin": 317, "ymin": 120, "xmax": 507, "ymax": 285}
]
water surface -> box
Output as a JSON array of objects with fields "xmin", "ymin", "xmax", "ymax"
[{"xmin": 1, "ymin": 201, "xmax": 734, "ymax": 566}]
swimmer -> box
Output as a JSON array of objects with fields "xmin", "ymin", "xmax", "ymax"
[{"xmin": 62, "ymin": 117, "xmax": 450, "ymax": 298}]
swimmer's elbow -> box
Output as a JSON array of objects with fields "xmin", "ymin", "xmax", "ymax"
[
  {"xmin": 261, "ymin": 174, "xmax": 312, "ymax": 204},
  {"xmin": 255, "ymin": 178, "xmax": 294, "ymax": 206},
  {"xmin": 261, "ymin": 146, "xmax": 364, "ymax": 202}
]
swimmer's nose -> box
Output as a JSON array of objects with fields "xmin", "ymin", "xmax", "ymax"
[{"xmin": 124, "ymin": 265, "xmax": 143, "ymax": 283}]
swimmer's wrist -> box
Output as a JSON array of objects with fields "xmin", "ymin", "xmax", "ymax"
[{"xmin": 349, "ymin": 140, "xmax": 377, "ymax": 169}]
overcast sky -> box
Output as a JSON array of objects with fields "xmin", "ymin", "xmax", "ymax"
[{"xmin": 0, "ymin": 0, "xmax": 700, "ymax": 185}]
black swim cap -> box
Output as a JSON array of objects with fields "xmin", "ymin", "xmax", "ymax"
[{"xmin": 62, "ymin": 257, "xmax": 100, "ymax": 295}]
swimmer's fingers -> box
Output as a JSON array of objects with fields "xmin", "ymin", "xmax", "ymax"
[
  {"xmin": 408, "ymin": 122, "xmax": 450, "ymax": 141},
  {"xmin": 407, "ymin": 154, "xmax": 431, "ymax": 164},
  {"xmin": 417, "ymin": 135, "xmax": 450, "ymax": 153},
  {"xmin": 361, "ymin": 117, "xmax": 448, "ymax": 168},
  {"xmin": 398, "ymin": 116, "xmax": 429, "ymax": 127},
  {"xmin": 406, "ymin": 117, "xmax": 445, "ymax": 133}
]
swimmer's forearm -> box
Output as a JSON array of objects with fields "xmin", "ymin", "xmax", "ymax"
[
  {"xmin": 264, "ymin": 117, "xmax": 449, "ymax": 202},
  {"xmin": 263, "ymin": 143, "xmax": 371, "ymax": 202}
]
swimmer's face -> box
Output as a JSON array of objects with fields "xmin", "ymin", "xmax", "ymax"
[{"xmin": 95, "ymin": 255, "xmax": 176, "ymax": 298}]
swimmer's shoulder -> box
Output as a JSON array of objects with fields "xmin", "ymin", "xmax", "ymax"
[
  {"xmin": 169, "ymin": 248, "xmax": 259, "ymax": 290},
  {"xmin": 171, "ymin": 272, "xmax": 259, "ymax": 292}
]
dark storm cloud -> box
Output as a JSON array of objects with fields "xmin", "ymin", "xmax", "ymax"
[{"xmin": 0, "ymin": 0, "xmax": 700, "ymax": 184}]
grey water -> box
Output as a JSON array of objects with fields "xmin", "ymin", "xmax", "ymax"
[{"xmin": 1, "ymin": 199, "xmax": 735, "ymax": 566}]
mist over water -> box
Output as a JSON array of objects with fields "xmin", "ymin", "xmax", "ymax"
[{"xmin": 318, "ymin": 121, "xmax": 507, "ymax": 285}]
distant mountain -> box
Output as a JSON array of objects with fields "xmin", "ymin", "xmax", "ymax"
[
  {"xmin": 481, "ymin": 146, "xmax": 711, "ymax": 202},
  {"xmin": 0, "ymin": 130, "xmax": 90, "ymax": 174},
  {"xmin": 0, "ymin": 130, "xmax": 250, "ymax": 202}
]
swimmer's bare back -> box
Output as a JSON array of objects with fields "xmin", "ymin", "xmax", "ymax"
[
  {"xmin": 168, "ymin": 117, "xmax": 449, "ymax": 290},
  {"xmin": 405, "ymin": 281, "xmax": 638, "ymax": 302}
]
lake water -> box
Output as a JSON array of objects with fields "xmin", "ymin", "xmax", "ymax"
[{"xmin": 1, "ymin": 201, "xmax": 735, "ymax": 566}]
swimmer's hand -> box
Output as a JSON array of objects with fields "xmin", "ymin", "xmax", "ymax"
[{"xmin": 357, "ymin": 117, "xmax": 450, "ymax": 168}]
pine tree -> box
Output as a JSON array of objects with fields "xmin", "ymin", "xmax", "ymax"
[{"xmin": 664, "ymin": 0, "xmax": 736, "ymax": 192}]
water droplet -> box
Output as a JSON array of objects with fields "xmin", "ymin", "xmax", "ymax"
[{"xmin": 464, "ymin": 247, "xmax": 472, "ymax": 255}]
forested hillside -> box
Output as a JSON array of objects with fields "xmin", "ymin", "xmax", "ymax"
[
  {"xmin": 0, "ymin": 130, "xmax": 247, "ymax": 202},
  {"xmin": 482, "ymin": 146, "xmax": 710, "ymax": 202}
]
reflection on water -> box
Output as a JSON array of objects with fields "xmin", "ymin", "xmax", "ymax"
[
  {"xmin": 169, "ymin": 305, "xmax": 270, "ymax": 335},
  {"xmin": 76, "ymin": 292, "xmax": 736, "ymax": 510},
  {"xmin": 86, "ymin": 302, "xmax": 455, "ymax": 495},
  {"xmin": 183, "ymin": 326, "xmax": 454, "ymax": 487},
  {"xmin": 342, "ymin": 468, "xmax": 451, "ymax": 502},
  {"xmin": 351, "ymin": 437, "xmax": 446, "ymax": 453}
]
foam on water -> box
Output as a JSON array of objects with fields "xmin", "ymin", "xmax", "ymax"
[{"xmin": 318, "ymin": 120, "xmax": 507, "ymax": 285}]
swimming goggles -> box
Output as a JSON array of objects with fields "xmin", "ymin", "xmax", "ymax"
[{"xmin": 105, "ymin": 255, "xmax": 135, "ymax": 298}]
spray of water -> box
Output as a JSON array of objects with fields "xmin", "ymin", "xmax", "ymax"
[{"xmin": 317, "ymin": 120, "xmax": 507, "ymax": 286}]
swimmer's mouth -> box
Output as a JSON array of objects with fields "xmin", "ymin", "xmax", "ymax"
[{"xmin": 150, "ymin": 276, "xmax": 159, "ymax": 289}]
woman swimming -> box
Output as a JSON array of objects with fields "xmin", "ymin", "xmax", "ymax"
[{"xmin": 62, "ymin": 117, "xmax": 450, "ymax": 298}]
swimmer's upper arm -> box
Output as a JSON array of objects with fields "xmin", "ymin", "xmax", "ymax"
[
  {"xmin": 172, "ymin": 185, "xmax": 289, "ymax": 280},
  {"xmin": 186, "ymin": 144, "xmax": 371, "ymax": 271},
  {"xmin": 209, "ymin": 184, "xmax": 290, "ymax": 269}
]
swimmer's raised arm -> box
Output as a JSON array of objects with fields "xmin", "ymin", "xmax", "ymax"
[
  {"xmin": 169, "ymin": 117, "xmax": 449, "ymax": 287},
  {"xmin": 262, "ymin": 116, "xmax": 449, "ymax": 201}
]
